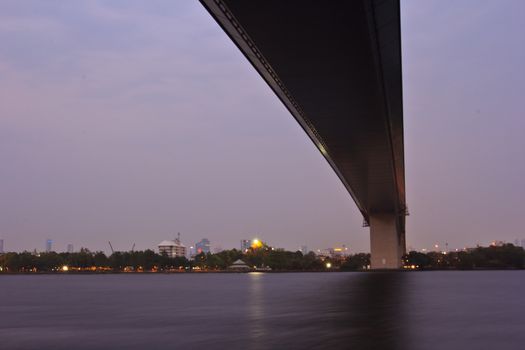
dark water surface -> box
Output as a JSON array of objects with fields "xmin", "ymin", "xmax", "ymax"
[{"xmin": 1, "ymin": 271, "xmax": 524, "ymax": 349}]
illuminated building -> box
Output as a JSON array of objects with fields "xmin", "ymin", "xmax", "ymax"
[
  {"xmin": 188, "ymin": 246, "xmax": 196, "ymax": 258},
  {"xmin": 251, "ymin": 239, "xmax": 263, "ymax": 249},
  {"xmin": 330, "ymin": 245, "xmax": 349, "ymax": 259},
  {"xmin": 195, "ymin": 238, "xmax": 211, "ymax": 254},
  {"xmin": 317, "ymin": 245, "xmax": 350, "ymax": 260},
  {"xmin": 158, "ymin": 235, "xmax": 186, "ymax": 258},
  {"xmin": 240, "ymin": 239, "xmax": 251, "ymax": 252},
  {"xmin": 227, "ymin": 259, "xmax": 251, "ymax": 271}
]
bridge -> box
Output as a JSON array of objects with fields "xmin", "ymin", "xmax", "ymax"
[{"xmin": 200, "ymin": 0, "xmax": 406, "ymax": 269}]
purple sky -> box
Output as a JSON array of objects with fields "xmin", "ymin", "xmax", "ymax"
[{"xmin": 1, "ymin": 0, "xmax": 524, "ymax": 254}]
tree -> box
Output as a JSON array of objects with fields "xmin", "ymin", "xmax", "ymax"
[
  {"xmin": 340, "ymin": 253, "xmax": 370, "ymax": 271},
  {"xmin": 94, "ymin": 252, "xmax": 109, "ymax": 268},
  {"xmin": 404, "ymin": 251, "xmax": 431, "ymax": 269}
]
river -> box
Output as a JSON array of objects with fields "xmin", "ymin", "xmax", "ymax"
[{"xmin": 1, "ymin": 271, "xmax": 524, "ymax": 349}]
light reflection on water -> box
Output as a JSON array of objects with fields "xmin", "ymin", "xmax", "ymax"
[
  {"xmin": 248, "ymin": 272, "xmax": 266, "ymax": 345},
  {"xmin": 1, "ymin": 271, "xmax": 525, "ymax": 349}
]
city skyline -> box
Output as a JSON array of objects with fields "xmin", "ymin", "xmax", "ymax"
[
  {"xmin": 1, "ymin": 0, "xmax": 525, "ymax": 253},
  {"xmin": 1, "ymin": 234, "xmax": 524, "ymax": 256}
]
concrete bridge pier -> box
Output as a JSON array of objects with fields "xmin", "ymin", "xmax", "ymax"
[{"xmin": 370, "ymin": 214, "xmax": 405, "ymax": 269}]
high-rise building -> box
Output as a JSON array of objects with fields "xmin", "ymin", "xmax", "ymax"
[
  {"xmin": 46, "ymin": 239, "xmax": 53, "ymax": 253},
  {"xmin": 195, "ymin": 238, "xmax": 211, "ymax": 255},
  {"xmin": 67, "ymin": 244, "xmax": 74, "ymax": 253},
  {"xmin": 158, "ymin": 233, "xmax": 186, "ymax": 258},
  {"xmin": 300, "ymin": 245, "xmax": 308, "ymax": 255},
  {"xmin": 188, "ymin": 246, "xmax": 196, "ymax": 258},
  {"xmin": 241, "ymin": 239, "xmax": 251, "ymax": 252},
  {"xmin": 0, "ymin": 239, "xmax": 4, "ymax": 253}
]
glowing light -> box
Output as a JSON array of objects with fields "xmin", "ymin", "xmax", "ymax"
[
  {"xmin": 251, "ymin": 239, "xmax": 263, "ymax": 249},
  {"xmin": 325, "ymin": 262, "xmax": 332, "ymax": 269},
  {"xmin": 61, "ymin": 265, "xmax": 69, "ymax": 272}
]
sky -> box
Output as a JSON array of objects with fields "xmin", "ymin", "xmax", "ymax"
[{"xmin": 1, "ymin": 0, "xmax": 524, "ymax": 254}]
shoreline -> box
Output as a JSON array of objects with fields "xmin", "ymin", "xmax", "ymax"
[{"xmin": 1, "ymin": 268, "xmax": 524, "ymax": 275}]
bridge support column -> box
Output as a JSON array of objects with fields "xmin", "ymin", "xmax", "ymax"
[{"xmin": 370, "ymin": 214, "xmax": 404, "ymax": 269}]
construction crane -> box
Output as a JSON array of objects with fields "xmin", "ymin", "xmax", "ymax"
[{"xmin": 108, "ymin": 241, "xmax": 136, "ymax": 254}]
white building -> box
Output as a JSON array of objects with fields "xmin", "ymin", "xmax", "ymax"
[
  {"xmin": 158, "ymin": 240, "xmax": 186, "ymax": 258},
  {"xmin": 228, "ymin": 259, "xmax": 251, "ymax": 271}
]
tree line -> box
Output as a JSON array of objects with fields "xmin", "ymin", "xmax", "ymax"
[
  {"xmin": 0, "ymin": 248, "xmax": 187, "ymax": 272},
  {"xmin": 0, "ymin": 247, "xmax": 333, "ymax": 272},
  {"xmin": 1, "ymin": 244, "xmax": 524, "ymax": 272},
  {"xmin": 405, "ymin": 244, "xmax": 525, "ymax": 269}
]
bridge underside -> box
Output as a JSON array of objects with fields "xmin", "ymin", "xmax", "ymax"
[{"xmin": 201, "ymin": 0, "xmax": 406, "ymax": 268}]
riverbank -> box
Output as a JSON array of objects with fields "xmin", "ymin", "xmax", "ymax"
[{"xmin": 2, "ymin": 244, "xmax": 524, "ymax": 273}]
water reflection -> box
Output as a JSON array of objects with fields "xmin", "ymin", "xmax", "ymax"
[
  {"xmin": 5, "ymin": 273, "xmax": 525, "ymax": 349},
  {"xmin": 244, "ymin": 271, "xmax": 409, "ymax": 349},
  {"xmin": 248, "ymin": 272, "xmax": 267, "ymax": 346},
  {"xmin": 333, "ymin": 272, "xmax": 409, "ymax": 349}
]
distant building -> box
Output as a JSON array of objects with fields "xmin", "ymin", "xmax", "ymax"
[
  {"xmin": 330, "ymin": 248, "xmax": 340, "ymax": 258},
  {"xmin": 46, "ymin": 239, "xmax": 53, "ymax": 253},
  {"xmin": 67, "ymin": 244, "xmax": 74, "ymax": 253},
  {"xmin": 0, "ymin": 239, "xmax": 4, "ymax": 253},
  {"xmin": 300, "ymin": 245, "xmax": 308, "ymax": 255},
  {"xmin": 195, "ymin": 238, "xmax": 211, "ymax": 255},
  {"xmin": 317, "ymin": 245, "xmax": 349, "ymax": 260},
  {"xmin": 491, "ymin": 240, "xmax": 505, "ymax": 247},
  {"xmin": 158, "ymin": 237, "xmax": 186, "ymax": 258},
  {"xmin": 241, "ymin": 239, "xmax": 251, "ymax": 252},
  {"xmin": 521, "ymin": 239, "xmax": 525, "ymax": 248},
  {"xmin": 228, "ymin": 259, "xmax": 251, "ymax": 271},
  {"xmin": 188, "ymin": 246, "xmax": 196, "ymax": 258}
]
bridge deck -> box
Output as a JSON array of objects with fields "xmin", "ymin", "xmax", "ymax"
[{"xmin": 201, "ymin": 0, "xmax": 406, "ymax": 267}]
